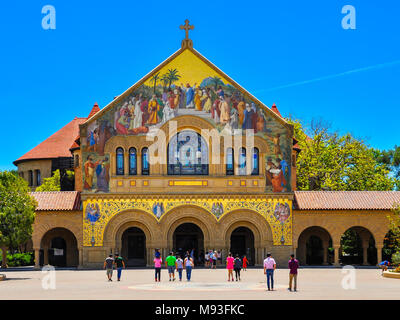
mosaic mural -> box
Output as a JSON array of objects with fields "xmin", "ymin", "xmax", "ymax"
[
  {"xmin": 82, "ymin": 197, "xmax": 293, "ymax": 247},
  {"xmin": 80, "ymin": 49, "xmax": 292, "ymax": 193}
]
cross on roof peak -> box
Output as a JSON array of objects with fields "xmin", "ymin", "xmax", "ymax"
[{"xmin": 180, "ymin": 19, "xmax": 194, "ymax": 49}]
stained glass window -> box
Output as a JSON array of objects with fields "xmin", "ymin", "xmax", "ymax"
[
  {"xmin": 116, "ymin": 147, "xmax": 124, "ymax": 175},
  {"xmin": 129, "ymin": 147, "xmax": 137, "ymax": 175},
  {"xmin": 238, "ymin": 147, "xmax": 246, "ymax": 175},
  {"xmin": 251, "ymin": 148, "xmax": 259, "ymax": 175},
  {"xmin": 168, "ymin": 130, "xmax": 209, "ymax": 175},
  {"xmin": 142, "ymin": 147, "xmax": 149, "ymax": 175},
  {"xmin": 28, "ymin": 170, "xmax": 33, "ymax": 186},
  {"xmin": 226, "ymin": 148, "xmax": 234, "ymax": 175}
]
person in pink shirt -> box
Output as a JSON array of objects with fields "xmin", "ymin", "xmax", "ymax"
[
  {"xmin": 226, "ymin": 252, "xmax": 235, "ymax": 281},
  {"xmin": 154, "ymin": 253, "xmax": 162, "ymax": 282},
  {"xmin": 263, "ymin": 253, "xmax": 276, "ymax": 291}
]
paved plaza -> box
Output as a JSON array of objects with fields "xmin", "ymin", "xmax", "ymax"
[{"xmin": 0, "ymin": 267, "xmax": 399, "ymax": 300}]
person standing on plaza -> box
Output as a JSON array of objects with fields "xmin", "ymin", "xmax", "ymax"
[
  {"xmin": 288, "ymin": 254, "xmax": 299, "ymax": 292},
  {"xmin": 205, "ymin": 251, "xmax": 209, "ymax": 267},
  {"xmin": 103, "ymin": 254, "xmax": 114, "ymax": 282},
  {"xmin": 212, "ymin": 250, "xmax": 218, "ymax": 269},
  {"xmin": 263, "ymin": 253, "xmax": 276, "ymax": 291},
  {"xmin": 165, "ymin": 252, "xmax": 177, "ymax": 281},
  {"xmin": 234, "ymin": 254, "xmax": 242, "ymax": 281},
  {"xmin": 154, "ymin": 252, "xmax": 163, "ymax": 282},
  {"xmin": 114, "ymin": 253, "xmax": 125, "ymax": 282},
  {"xmin": 226, "ymin": 252, "xmax": 235, "ymax": 281},
  {"xmin": 184, "ymin": 254, "xmax": 194, "ymax": 281},
  {"xmin": 217, "ymin": 250, "xmax": 222, "ymax": 265},
  {"xmin": 176, "ymin": 255, "xmax": 184, "ymax": 281},
  {"xmin": 242, "ymin": 255, "xmax": 248, "ymax": 271},
  {"xmin": 208, "ymin": 250, "xmax": 214, "ymax": 269}
]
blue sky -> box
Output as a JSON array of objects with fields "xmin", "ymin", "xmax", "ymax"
[{"xmin": 0, "ymin": 0, "xmax": 399, "ymax": 170}]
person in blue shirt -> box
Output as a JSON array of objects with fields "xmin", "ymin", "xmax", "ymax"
[{"xmin": 379, "ymin": 260, "xmax": 390, "ymax": 274}]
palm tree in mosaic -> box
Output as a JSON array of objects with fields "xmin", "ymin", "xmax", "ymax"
[
  {"xmin": 210, "ymin": 76, "xmax": 224, "ymax": 90},
  {"xmin": 150, "ymin": 72, "xmax": 161, "ymax": 93},
  {"xmin": 166, "ymin": 68, "xmax": 181, "ymax": 89},
  {"xmin": 160, "ymin": 73, "xmax": 169, "ymax": 91}
]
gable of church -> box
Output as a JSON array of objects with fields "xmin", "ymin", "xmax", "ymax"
[{"xmin": 79, "ymin": 48, "xmax": 293, "ymax": 194}]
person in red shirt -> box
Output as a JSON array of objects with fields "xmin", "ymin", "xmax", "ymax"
[
  {"xmin": 288, "ymin": 254, "xmax": 299, "ymax": 292},
  {"xmin": 242, "ymin": 255, "xmax": 248, "ymax": 271}
]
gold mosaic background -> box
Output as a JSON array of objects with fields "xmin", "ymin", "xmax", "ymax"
[{"xmin": 83, "ymin": 197, "xmax": 292, "ymax": 247}]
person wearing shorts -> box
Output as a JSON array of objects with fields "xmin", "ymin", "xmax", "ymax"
[
  {"xmin": 212, "ymin": 251, "xmax": 218, "ymax": 269},
  {"xmin": 165, "ymin": 252, "xmax": 177, "ymax": 281},
  {"xmin": 104, "ymin": 254, "xmax": 114, "ymax": 282},
  {"xmin": 205, "ymin": 252, "xmax": 209, "ymax": 267}
]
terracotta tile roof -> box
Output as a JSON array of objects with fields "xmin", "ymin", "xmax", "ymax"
[
  {"xmin": 14, "ymin": 117, "xmax": 86, "ymax": 164},
  {"xmin": 87, "ymin": 102, "xmax": 100, "ymax": 119},
  {"xmin": 271, "ymin": 103, "xmax": 282, "ymax": 117},
  {"xmin": 30, "ymin": 191, "xmax": 81, "ymax": 211},
  {"xmin": 294, "ymin": 191, "xmax": 400, "ymax": 210}
]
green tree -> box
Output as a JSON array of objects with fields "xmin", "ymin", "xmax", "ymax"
[
  {"xmin": 35, "ymin": 169, "xmax": 74, "ymax": 192},
  {"xmin": 149, "ymin": 72, "xmax": 161, "ymax": 93},
  {"xmin": 160, "ymin": 73, "xmax": 169, "ymax": 90},
  {"xmin": 287, "ymin": 118, "xmax": 396, "ymax": 191},
  {"xmin": 0, "ymin": 171, "xmax": 36, "ymax": 268},
  {"xmin": 375, "ymin": 146, "xmax": 400, "ymax": 189},
  {"xmin": 387, "ymin": 204, "xmax": 400, "ymax": 260},
  {"xmin": 36, "ymin": 169, "xmax": 61, "ymax": 191},
  {"xmin": 165, "ymin": 68, "xmax": 181, "ymax": 89},
  {"xmin": 210, "ymin": 76, "xmax": 223, "ymax": 90}
]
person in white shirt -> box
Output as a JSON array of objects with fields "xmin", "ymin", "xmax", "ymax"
[{"xmin": 263, "ymin": 253, "xmax": 277, "ymax": 291}]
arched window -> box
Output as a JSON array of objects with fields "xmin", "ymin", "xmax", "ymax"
[
  {"xmin": 116, "ymin": 147, "xmax": 124, "ymax": 175},
  {"xmin": 226, "ymin": 148, "xmax": 234, "ymax": 176},
  {"xmin": 142, "ymin": 147, "xmax": 149, "ymax": 175},
  {"xmin": 238, "ymin": 147, "xmax": 246, "ymax": 175},
  {"xmin": 251, "ymin": 148, "xmax": 259, "ymax": 175},
  {"xmin": 28, "ymin": 170, "xmax": 33, "ymax": 186},
  {"xmin": 167, "ymin": 130, "xmax": 209, "ymax": 175},
  {"xmin": 129, "ymin": 147, "xmax": 137, "ymax": 175},
  {"xmin": 35, "ymin": 169, "xmax": 41, "ymax": 186}
]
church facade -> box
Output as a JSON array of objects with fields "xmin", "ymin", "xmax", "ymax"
[{"xmin": 15, "ymin": 22, "xmax": 399, "ymax": 268}]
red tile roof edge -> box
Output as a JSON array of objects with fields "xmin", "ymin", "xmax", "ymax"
[
  {"xmin": 30, "ymin": 191, "xmax": 81, "ymax": 211},
  {"xmin": 294, "ymin": 191, "xmax": 400, "ymax": 210}
]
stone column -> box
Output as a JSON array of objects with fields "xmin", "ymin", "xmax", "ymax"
[
  {"xmin": 376, "ymin": 245, "xmax": 383, "ymax": 266},
  {"xmin": 333, "ymin": 245, "xmax": 340, "ymax": 266},
  {"xmin": 322, "ymin": 246, "xmax": 328, "ymax": 265},
  {"xmin": 222, "ymin": 248, "xmax": 228, "ymax": 262},
  {"xmin": 34, "ymin": 248, "xmax": 40, "ymax": 270},
  {"xmin": 78, "ymin": 248, "xmax": 83, "ymax": 269},
  {"xmin": 43, "ymin": 247, "xmax": 49, "ymax": 265},
  {"xmin": 362, "ymin": 246, "xmax": 369, "ymax": 266},
  {"xmin": 254, "ymin": 248, "xmax": 259, "ymax": 266}
]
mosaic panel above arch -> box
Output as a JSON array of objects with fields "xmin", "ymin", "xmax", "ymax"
[{"xmin": 83, "ymin": 197, "xmax": 292, "ymax": 247}]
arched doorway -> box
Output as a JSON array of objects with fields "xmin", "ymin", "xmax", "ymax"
[
  {"xmin": 121, "ymin": 227, "xmax": 146, "ymax": 267},
  {"xmin": 40, "ymin": 228, "xmax": 79, "ymax": 267},
  {"xmin": 340, "ymin": 226, "xmax": 376, "ymax": 265},
  {"xmin": 230, "ymin": 227, "xmax": 255, "ymax": 266},
  {"xmin": 297, "ymin": 226, "xmax": 333, "ymax": 265},
  {"xmin": 173, "ymin": 223, "xmax": 204, "ymax": 265}
]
